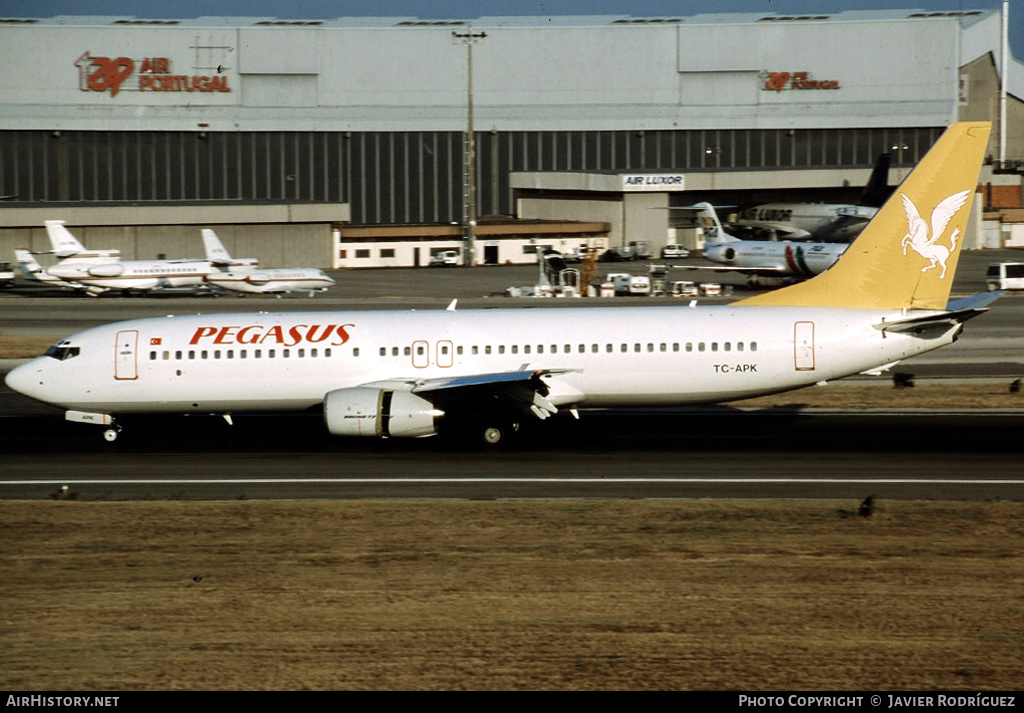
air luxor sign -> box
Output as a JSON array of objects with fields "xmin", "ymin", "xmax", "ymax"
[
  {"xmin": 621, "ymin": 174, "xmax": 686, "ymax": 192},
  {"xmin": 76, "ymin": 52, "xmax": 231, "ymax": 97},
  {"xmin": 761, "ymin": 71, "xmax": 840, "ymax": 92}
]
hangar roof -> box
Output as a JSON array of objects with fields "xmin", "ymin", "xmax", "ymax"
[
  {"xmin": 1, "ymin": 8, "xmax": 1018, "ymax": 134},
  {"xmin": 3, "ymin": 9, "xmax": 995, "ymax": 28}
]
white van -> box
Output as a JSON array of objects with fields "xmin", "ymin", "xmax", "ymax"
[
  {"xmin": 607, "ymin": 273, "xmax": 651, "ymax": 296},
  {"xmin": 985, "ymin": 262, "xmax": 1024, "ymax": 291},
  {"xmin": 429, "ymin": 250, "xmax": 461, "ymax": 267}
]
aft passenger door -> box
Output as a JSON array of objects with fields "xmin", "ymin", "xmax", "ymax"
[
  {"xmin": 794, "ymin": 321, "xmax": 815, "ymax": 371},
  {"xmin": 115, "ymin": 329, "xmax": 139, "ymax": 380}
]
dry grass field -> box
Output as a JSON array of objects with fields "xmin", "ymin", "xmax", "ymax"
[
  {"xmin": 0, "ymin": 337, "xmax": 60, "ymax": 359},
  {"xmin": 2, "ymin": 499, "xmax": 1022, "ymax": 690}
]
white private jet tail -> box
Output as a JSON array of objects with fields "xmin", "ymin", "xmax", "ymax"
[
  {"xmin": 42, "ymin": 220, "xmax": 121, "ymax": 262},
  {"xmin": 43, "ymin": 220, "xmax": 89, "ymax": 257},
  {"xmin": 201, "ymin": 229, "xmax": 259, "ymax": 268},
  {"xmin": 14, "ymin": 249, "xmax": 49, "ymax": 281}
]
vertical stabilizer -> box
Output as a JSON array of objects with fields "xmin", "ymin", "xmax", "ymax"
[
  {"xmin": 693, "ymin": 202, "xmax": 739, "ymax": 244},
  {"xmin": 858, "ymin": 152, "xmax": 892, "ymax": 207},
  {"xmin": 201, "ymin": 229, "xmax": 258, "ymax": 267},
  {"xmin": 44, "ymin": 220, "xmax": 88, "ymax": 257},
  {"xmin": 734, "ymin": 122, "xmax": 990, "ymax": 311},
  {"xmin": 14, "ymin": 249, "xmax": 47, "ymax": 280},
  {"xmin": 201, "ymin": 229, "xmax": 233, "ymax": 264}
]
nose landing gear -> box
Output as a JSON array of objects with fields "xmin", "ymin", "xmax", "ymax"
[{"xmin": 65, "ymin": 410, "xmax": 120, "ymax": 441}]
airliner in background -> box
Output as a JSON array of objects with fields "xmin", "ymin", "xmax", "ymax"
[
  {"xmin": 201, "ymin": 229, "xmax": 336, "ymax": 296},
  {"xmin": 728, "ymin": 152, "xmax": 893, "ymax": 241},
  {"xmin": 682, "ymin": 202, "xmax": 849, "ymax": 284},
  {"xmin": 5, "ymin": 122, "xmax": 997, "ymax": 447}
]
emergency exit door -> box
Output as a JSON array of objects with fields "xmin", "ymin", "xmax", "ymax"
[
  {"xmin": 115, "ymin": 330, "xmax": 139, "ymax": 380},
  {"xmin": 794, "ymin": 321, "xmax": 815, "ymax": 371}
]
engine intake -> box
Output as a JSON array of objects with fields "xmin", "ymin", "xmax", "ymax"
[{"xmin": 323, "ymin": 387, "xmax": 441, "ymax": 438}]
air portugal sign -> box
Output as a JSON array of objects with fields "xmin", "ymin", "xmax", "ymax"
[
  {"xmin": 760, "ymin": 70, "xmax": 840, "ymax": 93},
  {"xmin": 76, "ymin": 52, "xmax": 231, "ymax": 97}
]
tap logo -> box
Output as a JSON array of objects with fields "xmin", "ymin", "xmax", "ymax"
[
  {"xmin": 76, "ymin": 53, "xmax": 135, "ymax": 97},
  {"xmin": 899, "ymin": 190, "xmax": 972, "ymax": 279}
]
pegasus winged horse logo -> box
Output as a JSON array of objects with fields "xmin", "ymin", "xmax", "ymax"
[{"xmin": 899, "ymin": 190, "xmax": 972, "ymax": 279}]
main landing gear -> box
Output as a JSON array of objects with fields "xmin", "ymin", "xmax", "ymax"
[{"xmin": 474, "ymin": 412, "xmax": 520, "ymax": 449}]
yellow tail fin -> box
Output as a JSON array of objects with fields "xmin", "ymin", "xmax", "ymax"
[{"xmin": 734, "ymin": 121, "xmax": 991, "ymax": 310}]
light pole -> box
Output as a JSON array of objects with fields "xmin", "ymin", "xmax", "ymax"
[{"xmin": 452, "ymin": 24, "xmax": 486, "ymax": 266}]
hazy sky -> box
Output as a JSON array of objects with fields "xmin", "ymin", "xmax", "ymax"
[{"xmin": 1, "ymin": 0, "xmax": 1020, "ymax": 56}]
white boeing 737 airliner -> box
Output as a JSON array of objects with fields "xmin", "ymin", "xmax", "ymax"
[{"xmin": 5, "ymin": 123, "xmax": 998, "ymax": 446}]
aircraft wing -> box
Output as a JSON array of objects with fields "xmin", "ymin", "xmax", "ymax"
[
  {"xmin": 361, "ymin": 368, "xmax": 582, "ymax": 421},
  {"xmin": 677, "ymin": 264, "xmax": 790, "ymax": 274},
  {"xmin": 729, "ymin": 224, "xmax": 811, "ymax": 240}
]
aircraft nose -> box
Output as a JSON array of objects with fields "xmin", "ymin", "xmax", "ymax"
[{"xmin": 4, "ymin": 359, "xmax": 46, "ymax": 402}]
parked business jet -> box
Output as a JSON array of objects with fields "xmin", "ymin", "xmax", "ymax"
[
  {"xmin": 6, "ymin": 123, "xmax": 996, "ymax": 447},
  {"xmin": 730, "ymin": 153, "xmax": 892, "ymax": 241},
  {"xmin": 17, "ymin": 222, "xmax": 214, "ymax": 296},
  {"xmin": 201, "ymin": 229, "xmax": 335, "ymax": 296},
  {"xmin": 40, "ymin": 258, "xmax": 213, "ymax": 296},
  {"xmin": 687, "ymin": 203, "xmax": 849, "ymax": 283}
]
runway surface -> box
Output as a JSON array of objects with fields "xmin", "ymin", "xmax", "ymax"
[
  {"xmin": 2, "ymin": 409, "xmax": 1022, "ymax": 500},
  {"xmin": 2, "ymin": 250, "xmax": 1023, "ymax": 502}
]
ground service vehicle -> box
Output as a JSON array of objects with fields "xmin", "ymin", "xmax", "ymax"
[
  {"xmin": 985, "ymin": 262, "xmax": 1024, "ymax": 291},
  {"xmin": 429, "ymin": 250, "xmax": 461, "ymax": 267}
]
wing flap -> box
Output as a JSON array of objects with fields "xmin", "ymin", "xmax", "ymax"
[{"xmin": 360, "ymin": 369, "xmax": 583, "ymax": 422}]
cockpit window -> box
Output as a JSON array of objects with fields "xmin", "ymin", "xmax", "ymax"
[{"xmin": 44, "ymin": 344, "xmax": 81, "ymax": 361}]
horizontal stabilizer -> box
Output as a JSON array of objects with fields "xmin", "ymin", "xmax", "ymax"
[
  {"xmin": 946, "ymin": 291, "xmax": 1004, "ymax": 312},
  {"xmin": 873, "ymin": 301, "xmax": 998, "ymax": 335}
]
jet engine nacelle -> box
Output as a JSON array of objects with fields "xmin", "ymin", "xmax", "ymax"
[{"xmin": 323, "ymin": 387, "xmax": 441, "ymax": 438}]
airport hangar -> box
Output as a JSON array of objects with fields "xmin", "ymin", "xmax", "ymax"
[{"xmin": 0, "ymin": 8, "xmax": 1022, "ymax": 269}]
